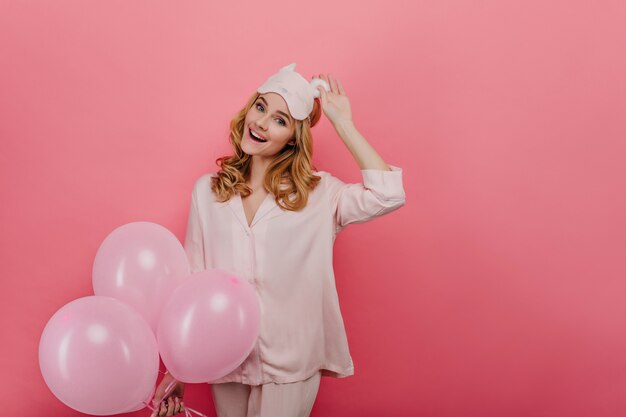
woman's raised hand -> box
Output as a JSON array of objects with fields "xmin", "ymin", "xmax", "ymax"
[{"xmin": 314, "ymin": 73, "xmax": 353, "ymax": 126}]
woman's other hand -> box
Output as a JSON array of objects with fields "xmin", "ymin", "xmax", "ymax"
[{"xmin": 150, "ymin": 372, "xmax": 186, "ymax": 417}]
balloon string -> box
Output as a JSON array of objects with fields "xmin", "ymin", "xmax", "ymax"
[
  {"xmin": 164, "ymin": 378, "xmax": 178, "ymax": 397},
  {"xmin": 140, "ymin": 377, "xmax": 177, "ymax": 409},
  {"xmin": 184, "ymin": 407, "xmax": 208, "ymax": 417},
  {"xmin": 142, "ymin": 400, "xmax": 157, "ymax": 414},
  {"xmin": 140, "ymin": 377, "xmax": 208, "ymax": 417},
  {"xmin": 142, "ymin": 401, "xmax": 207, "ymax": 417}
]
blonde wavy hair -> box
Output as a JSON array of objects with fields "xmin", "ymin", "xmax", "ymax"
[{"xmin": 211, "ymin": 92, "xmax": 323, "ymax": 211}]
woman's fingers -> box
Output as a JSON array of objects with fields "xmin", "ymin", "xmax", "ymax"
[
  {"xmin": 328, "ymin": 74, "xmax": 339, "ymax": 94},
  {"xmin": 153, "ymin": 396, "xmax": 186, "ymax": 416},
  {"xmin": 158, "ymin": 401, "xmax": 167, "ymax": 417},
  {"xmin": 337, "ymin": 79, "xmax": 345, "ymax": 95},
  {"xmin": 166, "ymin": 397, "xmax": 175, "ymax": 416},
  {"xmin": 323, "ymin": 74, "xmax": 336, "ymax": 94}
]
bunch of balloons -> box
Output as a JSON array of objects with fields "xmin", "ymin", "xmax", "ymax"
[{"xmin": 38, "ymin": 222, "xmax": 261, "ymax": 416}]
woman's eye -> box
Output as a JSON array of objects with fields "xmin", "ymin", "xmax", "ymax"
[{"xmin": 255, "ymin": 103, "xmax": 286, "ymax": 126}]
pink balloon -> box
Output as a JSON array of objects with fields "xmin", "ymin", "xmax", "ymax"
[
  {"xmin": 120, "ymin": 386, "xmax": 156, "ymax": 413},
  {"xmin": 157, "ymin": 269, "xmax": 261, "ymax": 383},
  {"xmin": 39, "ymin": 296, "xmax": 159, "ymax": 416},
  {"xmin": 93, "ymin": 222, "xmax": 191, "ymax": 332}
]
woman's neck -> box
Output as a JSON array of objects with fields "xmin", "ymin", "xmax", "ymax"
[{"xmin": 248, "ymin": 157, "xmax": 269, "ymax": 189}]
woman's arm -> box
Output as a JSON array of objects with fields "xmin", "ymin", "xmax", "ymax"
[
  {"xmin": 333, "ymin": 119, "xmax": 390, "ymax": 171},
  {"xmin": 314, "ymin": 73, "xmax": 391, "ymax": 171}
]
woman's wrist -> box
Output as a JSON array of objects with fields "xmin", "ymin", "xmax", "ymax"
[{"xmin": 333, "ymin": 118, "xmax": 355, "ymax": 136}]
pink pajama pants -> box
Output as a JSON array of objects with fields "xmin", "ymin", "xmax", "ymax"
[{"xmin": 210, "ymin": 371, "xmax": 322, "ymax": 417}]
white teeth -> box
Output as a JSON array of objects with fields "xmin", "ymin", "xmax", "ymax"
[{"xmin": 250, "ymin": 130, "xmax": 266, "ymax": 141}]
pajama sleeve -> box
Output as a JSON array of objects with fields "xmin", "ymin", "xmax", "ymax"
[
  {"xmin": 326, "ymin": 164, "xmax": 406, "ymax": 235},
  {"xmin": 183, "ymin": 186, "xmax": 206, "ymax": 273}
]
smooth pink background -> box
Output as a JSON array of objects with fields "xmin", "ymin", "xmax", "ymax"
[{"xmin": 1, "ymin": 1, "xmax": 625, "ymax": 416}]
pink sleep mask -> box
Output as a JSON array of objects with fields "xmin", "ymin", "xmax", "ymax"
[{"xmin": 257, "ymin": 63, "xmax": 330, "ymax": 121}]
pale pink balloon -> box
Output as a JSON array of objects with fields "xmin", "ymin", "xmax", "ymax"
[
  {"xmin": 38, "ymin": 296, "xmax": 159, "ymax": 416},
  {"xmin": 157, "ymin": 269, "xmax": 261, "ymax": 383},
  {"xmin": 92, "ymin": 222, "xmax": 191, "ymax": 332},
  {"xmin": 121, "ymin": 387, "xmax": 155, "ymax": 413}
]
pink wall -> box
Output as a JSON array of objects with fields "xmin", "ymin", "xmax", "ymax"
[{"xmin": 2, "ymin": 1, "xmax": 625, "ymax": 416}]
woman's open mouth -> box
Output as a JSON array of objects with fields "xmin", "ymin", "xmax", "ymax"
[{"xmin": 249, "ymin": 129, "xmax": 267, "ymax": 143}]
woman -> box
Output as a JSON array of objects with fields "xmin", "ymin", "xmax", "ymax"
[{"xmin": 151, "ymin": 63, "xmax": 406, "ymax": 417}]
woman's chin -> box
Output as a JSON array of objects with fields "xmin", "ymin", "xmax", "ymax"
[{"xmin": 241, "ymin": 144, "xmax": 254, "ymax": 155}]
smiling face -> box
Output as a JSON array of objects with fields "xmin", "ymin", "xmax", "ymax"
[{"xmin": 241, "ymin": 93, "xmax": 297, "ymax": 163}]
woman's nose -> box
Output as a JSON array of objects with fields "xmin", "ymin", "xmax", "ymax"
[{"xmin": 255, "ymin": 115, "xmax": 270, "ymax": 129}]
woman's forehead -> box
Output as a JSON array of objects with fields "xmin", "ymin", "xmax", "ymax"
[{"xmin": 259, "ymin": 93, "xmax": 290, "ymax": 114}]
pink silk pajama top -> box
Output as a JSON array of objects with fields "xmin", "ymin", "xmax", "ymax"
[{"xmin": 183, "ymin": 165, "xmax": 406, "ymax": 385}]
